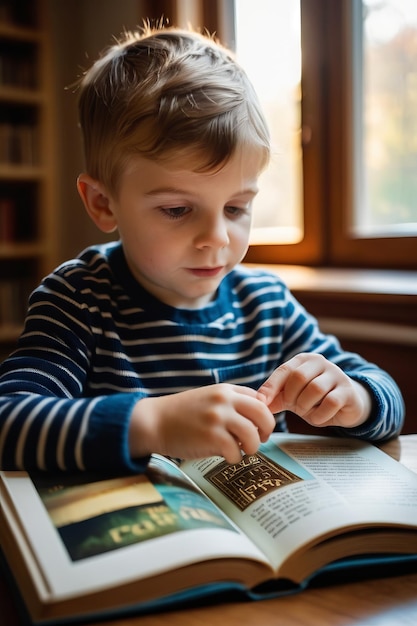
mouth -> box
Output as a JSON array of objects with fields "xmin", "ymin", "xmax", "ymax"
[{"xmin": 187, "ymin": 266, "xmax": 224, "ymax": 278}]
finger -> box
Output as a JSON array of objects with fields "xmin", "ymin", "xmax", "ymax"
[
  {"xmin": 257, "ymin": 353, "xmax": 316, "ymax": 407},
  {"xmin": 257, "ymin": 365, "xmax": 292, "ymax": 411},
  {"xmin": 294, "ymin": 372, "xmax": 335, "ymax": 415},
  {"xmin": 305, "ymin": 385, "xmax": 353, "ymax": 426},
  {"xmin": 261, "ymin": 354, "xmax": 330, "ymax": 413},
  {"xmin": 227, "ymin": 416, "xmax": 262, "ymax": 457},
  {"xmin": 218, "ymin": 435, "xmax": 245, "ymax": 464},
  {"xmin": 234, "ymin": 391, "xmax": 275, "ymax": 441},
  {"xmin": 233, "ymin": 385, "xmax": 259, "ymax": 399}
]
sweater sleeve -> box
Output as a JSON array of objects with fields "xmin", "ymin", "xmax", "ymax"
[
  {"xmin": 0, "ymin": 272, "xmax": 149, "ymax": 472},
  {"xmin": 0, "ymin": 390, "xmax": 149, "ymax": 472}
]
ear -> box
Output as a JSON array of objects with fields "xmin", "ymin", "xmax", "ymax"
[{"xmin": 77, "ymin": 173, "xmax": 118, "ymax": 233}]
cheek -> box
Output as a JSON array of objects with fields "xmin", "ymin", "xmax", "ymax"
[
  {"xmin": 119, "ymin": 226, "xmax": 155, "ymax": 264},
  {"xmin": 140, "ymin": 238, "xmax": 181, "ymax": 271},
  {"xmin": 231, "ymin": 222, "xmax": 251, "ymax": 246}
]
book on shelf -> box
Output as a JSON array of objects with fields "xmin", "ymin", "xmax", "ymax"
[
  {"xmin": 1, "ymin": 433, "xmax": 417, "ymax": 625},
  {"xmin": 0, "ymin": 197, "xmax": 14, "ymax": 242},
  {"xmin": 0, "ymin": 122, "xmax": 38, "ymax": 165},
  {"xmin": 0, "ymin": 51, "xmax": 37, "ymax": 89}
]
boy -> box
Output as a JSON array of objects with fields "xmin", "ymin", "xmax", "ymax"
[{"xmin": 0, "ymin": 27, "xmax": 404, "ymax": 472}]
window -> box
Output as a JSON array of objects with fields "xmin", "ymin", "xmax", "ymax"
[
  {"xmin": 234, "ymin": 0, "xmax": 303, "ymax": 246},
  {"xmin": 237, "ymin": 0, "xmax": 328, "ymax": 265},
  {"xmin": 325, "ymin": 0, "xmax": 417, "ymax": 268},
  {"xmin": 354, "ymin": 0, "xmax": 417, "ymax": 238},
  {"xmin": 142, "ymin": 0, "xmax": 417, "ymax": 269}
]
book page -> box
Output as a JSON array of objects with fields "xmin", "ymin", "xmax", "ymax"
[
  {"xmin": 181, "ymin": 434, "xmax": 417, "ymax": 574},
  {"xmin": 0, "ymin": 455, "xmax": 270, "ymax": 602}
]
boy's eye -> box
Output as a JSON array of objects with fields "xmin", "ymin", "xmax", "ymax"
[
  {"xmin": 225, "ymin": 205, "xmax": 247, "ymax": 218},
  {"xmin": 161, "ymin": 206, "xmax": 190, "ymax": 219}
]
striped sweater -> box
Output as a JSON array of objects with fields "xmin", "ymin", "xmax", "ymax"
[{"xmin": 0, "ymin": 242, "xmax": 404, "ymax": 472}]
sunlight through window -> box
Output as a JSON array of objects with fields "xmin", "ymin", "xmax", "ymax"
[{"xmin": 234, "ymin": 0, "xmax": 303, "ymax": 244}]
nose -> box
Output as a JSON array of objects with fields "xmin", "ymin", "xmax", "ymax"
[{"xmin": 194, "ymin": 212, "xmax": 230, "ymax": 249}]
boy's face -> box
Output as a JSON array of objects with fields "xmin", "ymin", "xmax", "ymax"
[{"xmin": 106, "ymin": 150, "xmax": 263, "ymax": 309}]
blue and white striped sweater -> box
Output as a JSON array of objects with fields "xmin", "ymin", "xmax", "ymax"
[{"xmin": 0, "ymin": 242, "xmax": 404, "ymax": 471}]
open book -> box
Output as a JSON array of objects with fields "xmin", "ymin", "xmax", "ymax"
[{"xmin": 1, "ymin": 433, "xmax": 417, "ymax": 625}]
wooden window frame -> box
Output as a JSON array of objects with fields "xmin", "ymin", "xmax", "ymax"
[{"xmin": 325, "ymin": 0, "xmax": 417, "ymax": 269}]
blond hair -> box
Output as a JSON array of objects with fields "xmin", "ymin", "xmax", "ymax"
[{"xmin": 77, "ymin": 26, "xmax": 270, "ymax": 195}]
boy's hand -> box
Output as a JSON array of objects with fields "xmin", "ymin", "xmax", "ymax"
[
  {"xmin": 258, "ymin": 353, "xmax": 372, "ymax": 430},
  {"xmin": 129, "ymin": 383, "xmax": 275, "ymax": 464}
]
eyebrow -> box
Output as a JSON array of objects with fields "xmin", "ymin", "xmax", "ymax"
[
  {"xmin": 144, "ymin": 187, "xmax": 189, "ymax": 196},
  {"xmin": 144, "ymin": 185, "xmax": 259, "ymax": 197}
]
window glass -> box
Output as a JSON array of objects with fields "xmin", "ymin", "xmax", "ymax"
[
  {"xmin": 356, "ymin": 0, "xmax": 417, "ymax": 236},
  {"xmin": 234, "ymin": 0, "xmax": 303, "ymax": 244}
]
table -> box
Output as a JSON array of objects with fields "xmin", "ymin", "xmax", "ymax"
[{"xmin": 1, "ymin": 435, "xmax": 417, "ymax": 626}]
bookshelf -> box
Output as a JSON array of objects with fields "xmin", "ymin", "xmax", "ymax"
[{"xmin": 0, "ymin": 0, "xmax": 55, "ymax": 356}]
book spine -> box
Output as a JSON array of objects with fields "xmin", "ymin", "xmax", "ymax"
[
  {"xmin": 0, "ymin": 198, "xmax": 15, "ymax": 242},
  {"xmin": 0, "ymin": 123, "xmax": 38, "ymax": 166}
]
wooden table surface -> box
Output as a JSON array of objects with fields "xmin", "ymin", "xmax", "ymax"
[{"xmin": 1, "ymin": 435, "xmax": 417, "ymax": 626}]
